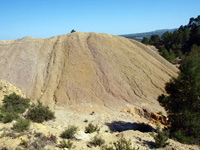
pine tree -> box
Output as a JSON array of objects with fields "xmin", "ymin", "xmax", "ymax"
[
  {"xmin": 158, "ymin": 44, "xmax": 200, "ymax": 144},
  {"xmin": 70, "ymin": 29, "xmax": 76, "ymax": 33},
  {"xmin": 142, "ymin": 37, "xmax": 149, "ymax": 45},
  {"xmin": 149, "ymin": 34, "xmax": 160, "ymax": 45}
]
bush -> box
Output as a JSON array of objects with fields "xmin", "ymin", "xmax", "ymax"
[
  {"xmin": 150, "ymin": 125, "xmax": 169, "ymax": 148},
  {"xmin": 0, "ymin": 112, "xmax": 19, "ymax": 123},
  {"xmin": 113, "ymin": 136, "xmax": 135, "ymax": 150},
  {"xmin": 102, "ymin": 136, "xmax": 137, "ymax": 150},
  {"xmin": 85, "ymin": 123, "xmax": 99, "ymax": 133},
  {"xmin": 59, "ymin": 139, "xmax": 73, "ymax": 149},
  {"xmin": 61, "ymin": 125, "xmax": 78, "ymax": 139},
  {"xmin": 12, "ymin": 118, "xmax": 30, "ymax": 132},
  {"xmin": 0, "ymin": 93, "xmax": 30, "ymax": 114},
  {"xmin": 25, "ymin": 101, "xmax": 55, "ymax": 123},
  {"xmin": 0, "ymin": 93, "xmax": 30, "ymax": 123},
  {"xmin": 91, "ymin": 135, "xmax": 105, "ymax": 147},
  {"xmin": 84, "ymin": 119, "xmax": 88, "ymax": 123}
]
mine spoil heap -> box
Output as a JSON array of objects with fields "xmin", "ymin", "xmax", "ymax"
[{"xmin": 0, "ymin": 32, "xmax": 178, "ymax": 113}]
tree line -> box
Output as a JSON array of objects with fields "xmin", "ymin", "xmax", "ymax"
[
  {"xmin": 142, "ymin": 15, "xmax": 200, "ymax": 63},
  {"xmin": 151, "ymin": 15, "xmax": 200, "ymax": 145}
]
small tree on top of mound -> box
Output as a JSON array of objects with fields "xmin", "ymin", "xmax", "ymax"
[
  {"xmin": 70, "ymin": 29, "xmax": 76, "ymax": 33},
  {"xmin": 158, "ymin": 44, "xmax": 200, "ymax": 144}
]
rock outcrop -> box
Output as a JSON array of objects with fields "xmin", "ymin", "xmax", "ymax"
[{"xmin": 0, "ymin": 32, "xmax": 178, "ymax": 112}]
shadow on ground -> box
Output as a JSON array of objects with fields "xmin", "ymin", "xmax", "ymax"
[
  {"xmin": 143, "ymin": 140, "xmax": 155, "ymax": 149},
  {"xmin": 106, "ymin": 121, "xmax": 155, "ymax": 133}
]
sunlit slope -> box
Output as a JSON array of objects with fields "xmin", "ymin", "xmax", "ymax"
[{"xmin": 0, "ymin": 32, "xmax": 178, "ymax": 111}]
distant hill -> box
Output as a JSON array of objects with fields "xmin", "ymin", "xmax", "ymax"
[{"xmin": 120, "ymin": 29, "xmax": 176, "ymax": 42}]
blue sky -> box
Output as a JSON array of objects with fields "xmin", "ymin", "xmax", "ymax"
[{"xmin": 0, "ymin": 0, "xmax": 199, "ymax": 40}]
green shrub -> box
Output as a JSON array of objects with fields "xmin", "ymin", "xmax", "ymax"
[
  {"xmin": 101, "ymin": 136, "xmax": 137, "ymax": 150},
  {"xmin": 150, "ymin": 125, "xmax": 169, "ymax": 148},
  {"xmin": 0, "ymin": 93, "xmax": 30, "ymax": 114},
  {"xmin": 25, "ymin": 101, "xmax": 55, "ymax": 123},
  {"xmin": 85, "ymin": 123, "xmax": 99, "ymax": 133},
  {"xmin": 12, "ymin": 118, "xmax": 30, "ymax": 132},
  {"xmin": 0, "ymin": 93, "xmax": 30, "ymax": 123},
  {"xmin": 105, "ymin": 130, "xmax": 109, "ymax": 133},
  {"xmin": 61, "ymin": 125, "xmax": 78, "ymax": 139},
  {"xmin": 0, "ymin": 112, "xmax": 19, "ymax": 123},
  {"xmin": 91, "ymin": 135, "xmax": 105, "ymax": 147},
  {"xmin": 84, "ymin": 119, "xmax": 88, "ymax": 123},
  {"xmin": 113, "ymin": 136, "xmax": 135, "ymax": 150},
  {"xmin": 59, "ymin": 139, "xmax": 73, "ymax": 149}
]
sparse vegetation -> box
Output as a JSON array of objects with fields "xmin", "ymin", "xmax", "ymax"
[
  {"xmin": 61, "ymin": 125, "xmax": 78, "ymax": 139},
  {"xmin": 113, "ymin": 136, "xmax": 135, "ymax": 150},
  {"xmin": 105, "ymin": 130, "xmax": 109, "ymax": 133},
  {"xmin": 0, "ymin": 132, "xmax": 6, "ymax": 138},
  {"xmin": 19, "ymin": 139, "xmax": 29, "ymax": 148},
  {"xmin": 157, "ymin": 111, "xmax": 163, "ymax": 115},
  {"xmin": 59, "ymin": 139, "xmax": 73, "ymax": 149},
  {"xmin": 90, "ymin": 135, "xmax": 105, "ymax": 147},
  {"xmin": 101, "ymin": 136, "xmax": 138, "ymax": 150},
  {"xmin": 25, "ymin": 101, "xmax": 55, "ymax": 123},
  {"xmin": 85, "ymin": 123, "xmax": 99, "ymax": 133},
  {"xmin": 150, "ymin": 125, "xmax": 169, "ymax": 148},
  {"xmin": 12, "ymin": 118, "xmax": 30, "ymax": 132},
  {"xmin": 47, "ymin": 133, "xmax": 57, "ymax": 144},
  {"xmin": 84, "ymin": 119, "xmax": 88, "ymax": 123},
  {"xmin": 90, "ymin": 111, "xmax": 95, "ymax": 115}
]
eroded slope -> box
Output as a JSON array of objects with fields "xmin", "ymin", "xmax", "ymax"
[{"xmin": 0, "ymin": 32, "xmax": 178, "ymax": 112}]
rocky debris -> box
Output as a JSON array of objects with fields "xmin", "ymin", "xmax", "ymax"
[
  {"xmin": 0, "ymin": 108, "xmax": 199, "ymax": 150},
  {"xmin": 151, "ymin": 112, "xmax": 169, "ymax": 126},
  {"xmin": 0, "ymin": 78, "xmax": 24, "ymax": 105},
  {"xmin": 0, "ymin": 32, "xmax": 178, "ymax": 114}
]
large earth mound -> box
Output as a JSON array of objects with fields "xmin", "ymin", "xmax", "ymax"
[{"xmin": 0, "ymin": 32, "xmax": 178, "ymax": 113}]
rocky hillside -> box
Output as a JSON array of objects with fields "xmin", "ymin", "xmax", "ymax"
[{"xmin": 0, "ymin": 32, "xmax": 178, "ymax": 113}]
